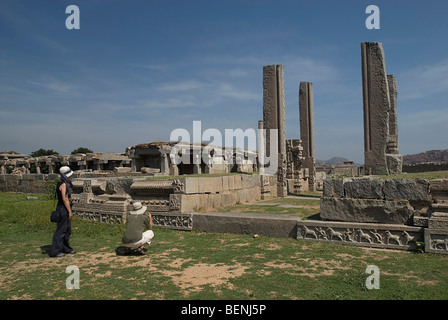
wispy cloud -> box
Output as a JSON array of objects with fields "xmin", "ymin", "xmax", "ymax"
[
  {"xmin": 400, "ymin": 107, "xmax": 448, "ymax": 127},
  {"xmin": 204, "ymin": 54, "xmax": 338, "ymax": 83},
  {"xmin": 204, "ymin": 55, "xmax": 265, "ymax": 66},
  {"xmin": 398, "ymin": 59, "xmax": 448, "ymax": 101},
  {"xmin": 226, "ymin": 69, "xmax": 249, "ymax": 77},
  {"xmin": 0, "ymin": 2, "xmax": 67, "ymax": 52},
  {"xmin": 143, "ymin": 98, "xmax": 196, "ymax": 109},
  {"xmin": 153, "ymin": 79, "xmax": 259, "ymax": 106},
  {"xmin": 282, "ymin": 55, "xmax": 339, "ymax": 83},
  {"xmin": 157, "ymin": 80, "xmax": 205, "ymax": 92},
  {"xmin": 217, "ymin": 84, "xmax": 259, "ymax": 101},
  {"xmin": 28, "ymin": 80, "xmax": 74, "ymax": 93},
  {"xmin": 130, "ymin": 64, "xmax": 168, "ymax": 71}
]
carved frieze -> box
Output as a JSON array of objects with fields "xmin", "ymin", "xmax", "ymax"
[
  {"xmin": 83, "ymin": 180, "xmax": 92, "ymax": 193},
  {"xmin": 130, "ymin": 180, "xmax": 174, "ymax": 194},
  {"xmin": 424, "ymin": 228, "xmax": 448, "ymax": 254},
  {"xmin": 169, "ymin": 194, "xmax": 181, "ymax": 210},
  {"xmin": 75, "ymin": 211, "xmax": 124, "ymax": 224},
  {"xmin": 260, "ymin": 175, "xmax": 271, "ymax": 200},
  {"xmin": 172, "ymin": 179, "xmax": 185, "ymax": 194},
  {"xmin": 297, "ymin": 221, "xmax": 423, "ymax": 251},
  {"xmin": 152, "ymin": 213, "xmax": 193, "ymax": 230}
]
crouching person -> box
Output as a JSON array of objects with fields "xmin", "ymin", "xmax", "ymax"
[{"xmin": 122, "ymin": 202, "xmax": 154, "ymax": 255}]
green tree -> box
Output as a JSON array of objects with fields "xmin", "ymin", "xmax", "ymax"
[
  {"xmin": 30, "ymin": 149, "xmax": 59, "ymax": 157},
  {"xmin": 71, "ymin": 147, "xmax": 93, "ymax": 154}
]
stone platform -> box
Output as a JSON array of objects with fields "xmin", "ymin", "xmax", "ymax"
[
  {"xmin": 192, "ymin": 212, "xmax": 300, "ymax": 238},
  {"xmin": 190, "ymin": 212, "xmax": 426, "ymax": 252}
]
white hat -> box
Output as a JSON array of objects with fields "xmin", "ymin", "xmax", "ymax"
[
  {"xmin": 130, "ymin": 202, "xmax": 147, "ymax": 215},
  {"xmin": 59, "ymin": 166, "xmax": 73, "ymax": 178}
]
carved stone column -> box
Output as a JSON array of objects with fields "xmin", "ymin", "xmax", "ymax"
[
  {"xmin": 361, "ymin": 42, "xmax": 391, "ymax": 175},
  {"xmin": 263, "ymin": 64, "xmax": 287, "ymax": 197},
  {"xmin": 299, "ymin": 81, "xmax": 316, "ymax": 190}
]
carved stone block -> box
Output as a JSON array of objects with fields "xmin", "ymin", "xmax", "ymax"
[
  {"xmin": 323, "ymin": 178, "xmax": 344, "ymax": 198},
  {"xmin": 344, "ymin": 179, "xmax": 383, "ymax": 199},
  {"xmin": 320, "ymin": 197, "xmax": 413, "ymax": 224},
  {"xmin": 429, "ymin": 179, "xmax": 448, "ymax": 200},
  {"xmin": 384, "ymin": 179, "xmax": 430, "ymax": 202}
]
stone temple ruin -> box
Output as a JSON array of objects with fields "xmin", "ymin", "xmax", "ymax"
[
  {"xmin": 1, "ymin": 42, "xmax": 447, "ymax": 254},
  {"xmin": 125, "ymin": 142, "xmax": 257, "ymax": 176}
]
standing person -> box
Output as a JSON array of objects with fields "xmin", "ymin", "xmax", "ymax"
[
  {"xmin": 49, "ymin": 166, "xmax": 76, "ymax": 257},
  {"xmin": 122, "ymin": 202, "xmax": 154, "ymax": 255}
]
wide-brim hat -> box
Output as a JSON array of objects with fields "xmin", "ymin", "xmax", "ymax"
[
  {"xmin": 59, "ymin": 166, "xmax": 73, "ymax": 178},
  {"xmin": 130, "ymin": 201, "xmax": 147, "ymax": 215}
]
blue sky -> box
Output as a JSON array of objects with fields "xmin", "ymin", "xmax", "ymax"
[{"xmin": 1, "ymin": 0, "xmax": 447, "ymax": 163}]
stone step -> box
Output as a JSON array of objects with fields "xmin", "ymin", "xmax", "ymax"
[
  {"xmin": 432, "ymin": 201, "xmax": 448, "ymax": 213},
  {"xmin": 430, "ymin": 179, "xmax": 448, "ymax": 200}
]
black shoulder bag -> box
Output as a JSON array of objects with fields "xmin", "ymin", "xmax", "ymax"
[{"xmin": 50, "ymin": 208, "xmax": 61, "ymax": 223}]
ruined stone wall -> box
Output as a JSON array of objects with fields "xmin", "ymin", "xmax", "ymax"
[
  {"xmin": 0, "ymin": 174, "xmax": 59, "ymax": 194},
  {"xmin": 316, "ymin": 164, "xmax": 362, "ymax": 177},
  {"xmin": 179, "ymin": 174, "xmax": 276, "ymax": 211},
  {"xmin": 319, "ymin": 177, "xmax": 448, "ymax": 253},
  {"xmin": 0, "ymin": 171, "xmax": 159, "ymax": 194}
]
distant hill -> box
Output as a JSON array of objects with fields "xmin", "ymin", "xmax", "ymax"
[
  {"xmin": 403, "ymin": 149, "xmax": 448, "ymax": 165},
  {"xmin": 316, "ymin": 149, "xmax": 448, "ymax": 166},
  {"xmin": 316, "ymin": 157, "xmax": 352, "ymax": 166}
]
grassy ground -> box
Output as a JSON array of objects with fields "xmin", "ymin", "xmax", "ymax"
[
  {"xmin": 213, "ymin": 195, "xmax": 321, "ymax": 219},
  {"xmin": 377, "ymin": 170, "xmax": 448, "ymax": 180},
  {"xmin": 1, "ymin": 192, "xmax": 448, "ymax": 300}
]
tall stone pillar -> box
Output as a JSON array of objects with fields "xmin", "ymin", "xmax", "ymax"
[
  {"xmin": 386, "ymin": 74, "xmax": 403, "ymax": 173},
  {"xmin": 160, "ymin": 153, "xmax": 169, "ymax": 175},
  {"xmin": 257, "ymin": 120, "xmax": 265, "ymax": 174},
  {"xmin": 299, "ymin": 81, "xmax": 316, "ymax": 191},
  {"xmin": 361, "ymin": 42, "xmax": 402, "ymax": 175},
  {"xmin": 361, "ymin": 42, "xmax": 391, "ymax": 175},
  {"xmin": 263, "ymin": 64, "xmax": 287, "ymax": 197},
  {"xmin": 386, "ymin": 74, "xmax": 399, "ymax": 155},
  {"xmin": 47, "ymin": 160, "xmax": 55, "ymax": 174},
  {"xmin": 169, "ymin": 154, "xmax": 179, "ymax": 176},
  {"xmin": 35, "ymin": 163, "xmax": 41, "ymax": 174}
]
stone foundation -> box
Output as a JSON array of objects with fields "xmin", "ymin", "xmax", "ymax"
[{"xmin": 70, "ymin": 174, "xmax": 277, "ymax": 230}]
